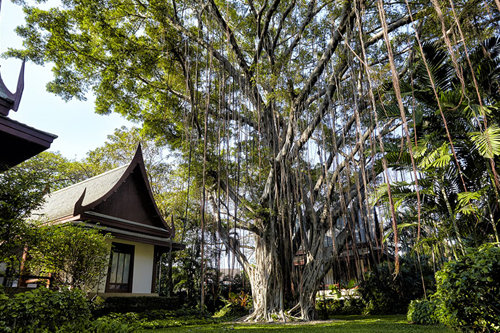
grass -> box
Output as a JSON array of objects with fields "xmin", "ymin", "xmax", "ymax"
[{"xmin": 145, "ymin": 315, "xmax": 455, "ymax": 332}]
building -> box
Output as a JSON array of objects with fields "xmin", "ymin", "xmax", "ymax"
[
  {"xmin": 0, "ymin": 61, "xmax": 57, "ymax": 171},
  {"xmin": 1, "ymin": 0, "xmax": 57, "ymax": 171},
  {"xmin": 294, "ymin": 211, "xmax": 390, "ymax": 288},
  {"xmin": 31, "ymin": 146, "xmax": 183, "ymax": 295}
]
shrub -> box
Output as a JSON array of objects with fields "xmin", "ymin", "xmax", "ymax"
[
  {"xmin": 0, "ymin": 287, "xmax": 91, "ymax": 332},
  {"xmin": 433, "ymin": 245, "xmax": 500, "ymax": 332},
  {"xmin": 359, "ymin": 257, "xmax": 435, "ymax": 314},
  {"xmin": 99, "ymin": 310, "xmax": 218, "ymax": 329},
  {"xmin": 214, "ymin": 292, "xmax": 252, "ymax": 319},
  {"xmin": 213, "ymin": 302, "xmax": 249, "ymax": 319},
  {"xmin": 81, "ymin": 317, "xmax": 134, "ymax": 333},
  {"xmin": 92, "ymin": 296, "xmax": 182, "ymax": 316},
  {"xmin": 407, "ymin": 299, "xmax": 438, "ymax": 325},
  {"xmin": 28, "ymin": 224, "xmax": 111, "ymax": 291},
  {"xmin": 315, "ymin": 298, "xmax": 364, "ymax": 317}
]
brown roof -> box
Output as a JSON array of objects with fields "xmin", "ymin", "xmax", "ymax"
[
  {"xmin": 0, "ymin": 59, "xmax": 56, "ymax": 170},
  {"xmin": 0, "ymin": 115, "xmax": 57, "ymax": 171},
  {"xmin": 31, "ymin": 164, "xmax": 129, "ymax": 221},
  {"xmin": 31, "ymin": 145, "xmax": 183, "ymax": 250},
  {"xmin": 32, "ymin": 146, "xmax": 168, "ymax": 228}
]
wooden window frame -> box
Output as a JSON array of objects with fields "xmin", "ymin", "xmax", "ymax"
[{"xmin": 105, "ymin": 242, "xmax": 135, "ymax": 293}]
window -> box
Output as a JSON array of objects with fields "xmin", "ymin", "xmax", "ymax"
[{"xmin": 106, "ymin": 243, "xmax": 134, "ymax": 292}]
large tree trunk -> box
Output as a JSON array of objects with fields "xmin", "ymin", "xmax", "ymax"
[
  {"xmin": 245, "ymin": 232, "xmax": 286, "ymax": 321},
  {"xmin": 243, "ymin": 216, "xmax": 330, "ymax": 321},
  {"xmin": 298, "ymin": 241, "xmax": 326, "ymax": 320}
]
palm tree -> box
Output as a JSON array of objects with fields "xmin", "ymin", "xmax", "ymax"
[{"xmin": 375, "ymin": 37, "xmax": 500, "ymax": 265}]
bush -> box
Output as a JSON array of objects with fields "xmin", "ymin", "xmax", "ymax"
[
  {"xmin": 433, "ymin": 245, "xmax": 500, "ymax": 332},
  {"xmin": 213, "ymin": 302, "xmax": 250, "ymax": 319},
  {"xmin": 407, "ymin": 299, "xmax": 438, "ymax": 325},
  {"xmin": 54, "ymin": 317, "xmax": 134, "ymax": 333},
  {"xmin": 359, "ymin": 257, "xmax": 435, "ymax": 314},
  {"xmin": 214, "ymin": 292, "xmax": 252, "ymax": 319},
  {"xmin": 93, "ymin": 296, "xmax": 182, "ymax": 316},
  {"xmin": 99, "ymin": 310, "xmax": 218, "ymax": 330},
  {"xmin": 28, "ymin": 224, "xmax": 111, "ymax": 291},
  {"xmin": 0, "ymin": 287, "xmax": 91, "ymax": 332},
  {"xmin": 82, "ymin": 317, "xmax": 134, "ymax": 333},
  {"xmin": 316, "ymin": 297, "xmax": 365, "ymax": 317}
]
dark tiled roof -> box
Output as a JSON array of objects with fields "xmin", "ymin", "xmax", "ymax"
[
  {"xmin": 31, "ymin": 164, "xmax": 129, "ymax": 221},
  {"xmin": 0, "ymin": 114, "xmax": 58, "ymax": 139}
]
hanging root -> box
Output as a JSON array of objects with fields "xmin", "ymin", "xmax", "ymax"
[{"xmin": 286, "ymin": 303, "xmax": 301, "ymax": 317}]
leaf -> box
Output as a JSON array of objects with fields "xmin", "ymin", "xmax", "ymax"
[
  {"xmin": 382, "ymin": 222, "xmax": 418, "ymax": 243},
  {"xmin": 418, "ymin": 142, "xmax": 450, "ymax": 170},
  {"xmin": 469, "ymin": 125, "xmax": 500, "ymax": 158}
]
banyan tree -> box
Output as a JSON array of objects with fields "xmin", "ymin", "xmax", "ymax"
[{"xmin": 9, "ymin": 0, "xmax": 500, "ymax": 321}]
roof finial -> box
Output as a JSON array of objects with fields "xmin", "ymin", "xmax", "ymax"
[{"xmin": 0, "ymin": 59, "xmax": 26, "ymax": 116}]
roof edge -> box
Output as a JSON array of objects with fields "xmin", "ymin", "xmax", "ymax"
[{"xmin": 77, "ymin": 144, "xmax": 173, "ymax": 236}]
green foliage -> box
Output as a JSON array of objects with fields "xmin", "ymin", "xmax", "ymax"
[
  {"xmin": 469, "ymin": 125, "xmax": 500, "ymax": 158},
  {"xmin": 228, "ymin": 291, "xmax": 251, "ymax": 308},
  {"xmin": 316, "ymin": 282, "xmax": 365, "ymax": 318},
  {"xmin": 92, "ymin": 296, "xmax": 183, "ymax": 316},
  {"xmin": 27, "ymin": 224, "xmax": 111, "ymax": 291},
  {"xmin": 433, "ymin": 245, "xmax": 500, "ymax": 332},
  {"xmin": 213, "ymin": 302, "xmax": 247, "ymax": 320},
  {"xmin": 0, "ymin": 287, "xmax": 91, "ymax": 332},
  {"xmin": 407, "ymin": 299, "xmax": 439, "ymax": 325},
  {"xmin": 99, "ymin": 309, "xmax": 218, "ymax": 330},
  {"xmin": 85, "ymin": 317, "xmax": 135, "ymax": 333},
  {"xmin": 0, "ymin": 151, "xmax": 92, "ymax": 271},
  {"xmin": 377, "ymin": 37, "xmax": 500, "ymax": 262},
  {"xmin": 359, "ymin": 258, "xmax": 435, "ymax": 315},
  {"xmin": 8, "ymin": 0, "xmax": 499, "ymax": 320},
  {"xmin": 58, "ymin": 317, "xmax": 134, "ymax": 333},
  {"xmin": 167, "ymin": 243, "xmax": 226, "ymax": 312},
  {"xmin": 214, "ymin": 291, "xmax": 252, "ymax": 319},
  {"xmin": 18, "ymin": 152, "xmax": 92, "ymax": 192},
  {"xmin": 316, "ymin": 297, "xmax": 365, "ymax": 317},
  {"xmin": 0, "ymin": 160, "xmax": 48, "ymax": 267}
]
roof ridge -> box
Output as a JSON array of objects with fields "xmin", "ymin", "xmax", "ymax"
[{"xmin": 48, "ymin": 163, "xmax": 130, "ymax": 196}]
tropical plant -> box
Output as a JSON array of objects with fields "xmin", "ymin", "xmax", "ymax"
[
  {"xmin": 359, "ymin": 257, "xmax": 435, "ymax": 315},
  {"xmin": 0, "ymin": 287, "xmax": 91, "ymax": 332},
  {"xmin": 407, "ymin": 299, "xmax": 439, "ymax": 325},
  {"xmin": 376, "ymin": 38, "xmax": 500, "ymax": 264},
  {"xmin": 27, "ymin": 224, "xmax": 111, "ymax": 291},
  {"xmin": 433, "ymin": 244, "xmax": 500, "ymax": 332},
  {"xmin": 0, "ymin": 158, "xmax": 52, "ymax": 278}
]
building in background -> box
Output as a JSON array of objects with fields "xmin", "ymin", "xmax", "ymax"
[{"xmin": 31, "ymin": 146, "xmax": 183, "ymax": 296}]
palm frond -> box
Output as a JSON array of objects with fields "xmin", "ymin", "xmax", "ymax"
[
  {"xmin": 415, "ymin": 43, "xmax": 454, "ymax": 92},
  {"xmin": 469, "ymin": 124, "xmax": 500, "ymax": 158}
]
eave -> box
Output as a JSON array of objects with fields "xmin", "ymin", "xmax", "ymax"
[{"xmin": 0, "ymin": 115, "xmax": 57, "ymax": 171}]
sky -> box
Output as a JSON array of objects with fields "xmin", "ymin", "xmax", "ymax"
[{"xmin": 0, "ymin": 0, "xmax": 134, "ymax": 160}]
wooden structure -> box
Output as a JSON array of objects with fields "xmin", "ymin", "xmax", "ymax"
[
  {"xmin": 294, "ymin": 211, "xmax": 391, "ymax": 286},
  {"xmin": 0, "ymin": 1, "xmax": 57, "ymax": 171},
  {"xmin": 0, "ymin": 62, "xmax": 57, "ymax": 171},
  {"xmin": 32, "ymin": 146, "xmax": 183, "ymax": 295}
]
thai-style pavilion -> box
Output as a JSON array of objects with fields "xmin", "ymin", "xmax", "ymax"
[
  {"xmin": 0, "ymin": 0, "xmax": 57, "ymax": 171},
  {"xmin": 32, "ymin": 146, "xmax": 183, "ymax": 295},
  {"xmin": 0, "ymin": 62, "xmax": 57, "ymax": 171}
]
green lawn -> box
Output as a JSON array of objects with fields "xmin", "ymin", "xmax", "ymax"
[{"xmin": 145, "ymin": 315, "xmax": 454, "ymax": 333}]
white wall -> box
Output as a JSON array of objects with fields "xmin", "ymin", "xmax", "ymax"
[
  {"xmin": 97, "ymin": 239, "xmax": 155, "ymax": 295},
  {"xmin": 131, "ymin": 241, "xmax": 154, "ymax": 294}
]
